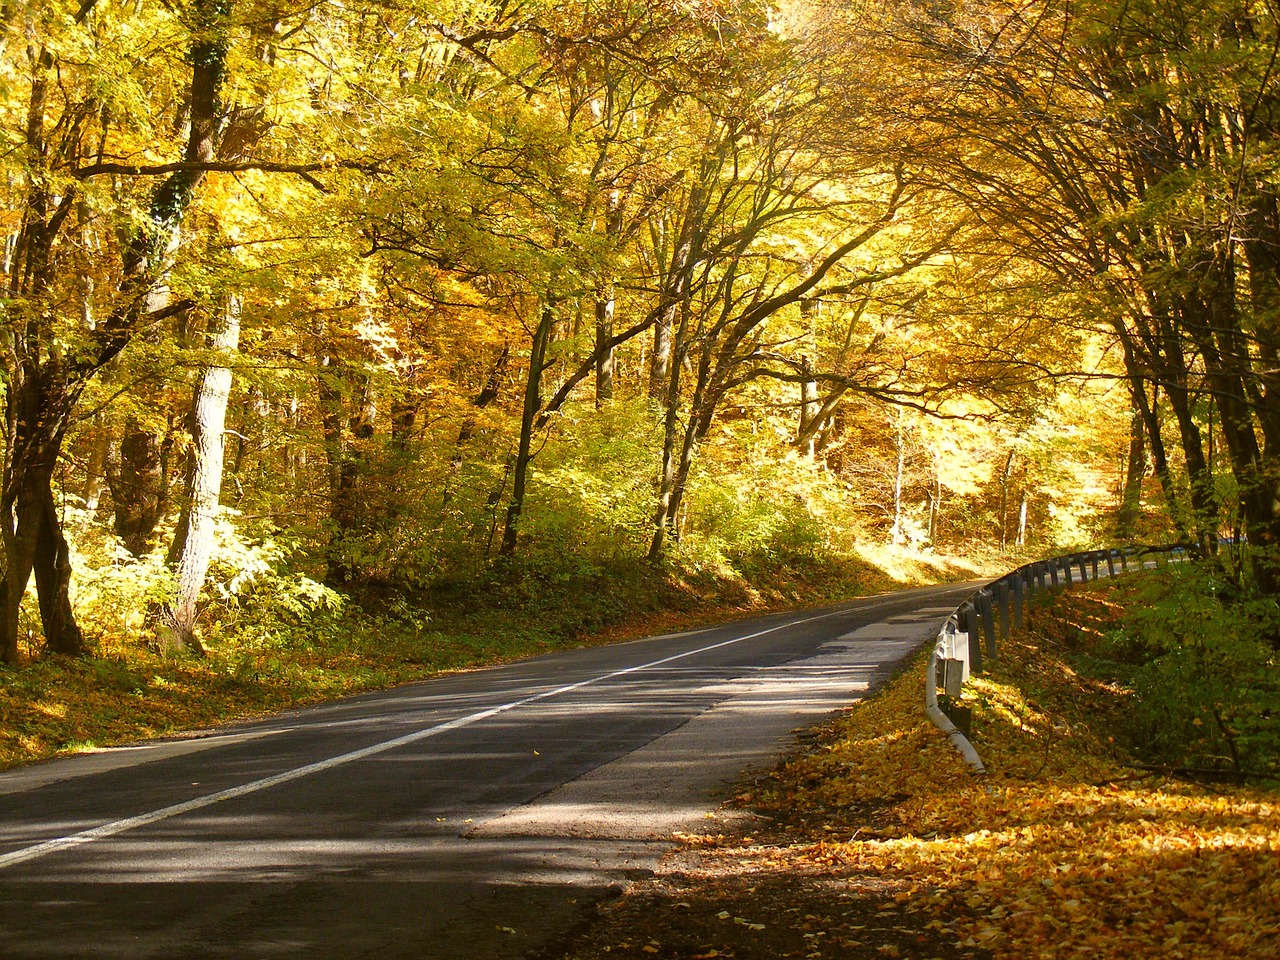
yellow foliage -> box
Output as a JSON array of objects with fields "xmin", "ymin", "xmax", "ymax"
[{"xmin": 756, "ymin": 637, "xmax": 1280, "ymax": 959}]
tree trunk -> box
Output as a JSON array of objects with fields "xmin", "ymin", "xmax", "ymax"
[
  {"xmin": 998, "ymin": 449, "xmax": 1015, "ymax": 551},
  {"xmin": 647, "ymin": 218, "xmax": 695, "ymax": 401},
  {"xmin": 594, "ymin": 181, "xmax": 624, "ymax": 406},
  {"xmin": 796, "ymin": 387, "xmax": 847, "ymax": 454},
  {"xmin": 648, "ymin": 302, "xmax": 674, "ymax": 400},
  {"xmin": 156, "ymin": 295, "xmax": 242, "ymax": 654},
  {"xmin": 595, "ymin": 292, "xmax": 615, "ymax": 407},
  {"xmin": 799, "ymin": 355, "xmax": 818, "ymax": 458},
  {"xmin": 0, "ymin": 382, "xmax": 86, "ymax": 662},
  {"xmin": 113, "ymin": 412, "xmax": 171, "ymax": 556},
  {"xmin": 1164, "ymin": 374, "xmax": 1216, "ymax": 545},
  {"xmin": 501, "ymin": 305, "xmax": 554, "ymax": 555},
  {"xmin": 32, "ymin": 467, "xmax": 82, "ymax": 656},
  {"xmin": 648, "ymin": 294, "xmax": 695, "ymax": 561},
  {"xmin": 928, "ymin": 467, "xmax": 942, "ymax": 545},
  {"xmin": 1116, "ymin": 408, "xmax": 1146, "ymax": 540},
  {"xmin": 79, "ymin": 420, "xmax": 113, "ymax": 525},
  {"xmin": 892, "ymin": 420, "xmax": 908, "ymax": 545}
]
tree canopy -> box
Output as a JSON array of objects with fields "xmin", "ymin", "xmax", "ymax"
[{"xmin": 1, "ymin": 0, "xmax": 1266, "ymax": 664}]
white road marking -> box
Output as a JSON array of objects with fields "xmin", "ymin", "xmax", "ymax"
[{"xmin": 0, "ymin": 606, "xmax": 851, "ymax": 871}]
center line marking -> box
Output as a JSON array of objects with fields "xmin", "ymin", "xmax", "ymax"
[{"xmin": 0, "ymin": 607, "xmax": 853, "ymax": 871}]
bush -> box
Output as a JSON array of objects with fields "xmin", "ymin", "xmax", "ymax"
[{"xmin": 1099, "ymin": 565, "xmax": 1280, "ymax": 776}]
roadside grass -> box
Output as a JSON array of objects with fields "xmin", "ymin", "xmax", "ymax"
[
  {"xmin": 0, "ymin": 546, "xmax": 983, "ymax": 772},
  {"xmin": 552, "ymin": 575, "xmax": 1279, "ymax": 960}
]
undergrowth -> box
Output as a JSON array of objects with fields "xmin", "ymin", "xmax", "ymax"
[{"xmin": 1024, "ymin": 565, "xmax": 1280, "ymax": 779}]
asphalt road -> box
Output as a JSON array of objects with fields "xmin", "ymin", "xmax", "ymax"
[{"xmin": 0, "ymin": 582, "xmax": 977, "ymax": 959}]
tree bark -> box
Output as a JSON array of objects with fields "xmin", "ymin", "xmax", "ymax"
[
  {"xmin": 928, "ymin": 465, "xmax": 942, "ymax": 545},
  {"xmin": 1, "ymin": 374, "xmax": 87, "ymax": 661},
  {"xmin": 78, "ymin": 418, "xmax": 113, "ymax": 525},
  {"xmin": 595, "ymin": 293, "xmax": 615, "ymax": 406},
  {"xmin": 892, "ymin": 417, "xmax": 909, "ymax": 545},
  {"xmin": 113, "ymin": 413, "xmax": 171, "ymax": 556},
  {"xmin": 1113, "ymin": 324, "xmax": 1186, "ymax": 539},
  {"xmin": 501, "ymin": 304, "xmax": 554, "ymax": 555},
  {"xmin": 648, "ymin": 295, "xmax": 693, "ymax": 561},
  {"xmin": 648, "ymin": 301, "xmax": 674, "ymax": 400},
  {"xmin": 998, "ymin": 449, "xmax": 1015, "ymax": 551},
  {"xmin": 156, "ymin": 295, "xmax": 242, "ymax": 654},
  {"xmin": 1116, "ymin": 408, "xmax": 1146, "ymax": 540},
  {"xmin": 799, "ymin": 355, "xmax": 818, "ymax": 458}
]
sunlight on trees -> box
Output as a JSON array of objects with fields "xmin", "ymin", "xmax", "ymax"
[{"xmin": 3, "ymin": 0, "xmax": 1269, "ymax": 664}]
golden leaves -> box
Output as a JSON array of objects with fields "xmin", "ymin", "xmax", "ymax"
[{"xmin": 754, "ymin": 637, "xmax": 1280, "ymax": 959}]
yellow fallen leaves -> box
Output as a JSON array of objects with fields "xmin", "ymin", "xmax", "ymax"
[
  {"xmin": 713, "ymin": 909, "xmax": 767, "ymax": 931},
  {"xmin": 755, "ymin": 625, "xmax": 1280, "ymax": 959}
]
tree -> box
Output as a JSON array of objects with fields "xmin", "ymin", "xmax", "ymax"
[
  {"xmin": 0, "ymin": 0, "xmax": 232, "ymax": 661},
  {"xmin": 859, "ymin": 0, "xmax": 1280, "ymax": 584}
]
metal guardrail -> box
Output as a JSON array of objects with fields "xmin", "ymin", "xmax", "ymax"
[{"xmin": 926, "ymin": 544, "xmax": 1190, "ymax": 774}]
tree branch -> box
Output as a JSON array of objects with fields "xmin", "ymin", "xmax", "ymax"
[{"xmin": 72, "ymin": 157, "xmax": 394, "ymax": 180}]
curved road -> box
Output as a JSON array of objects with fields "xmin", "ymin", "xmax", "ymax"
[{"xmin": 0, "ymin": 582, "xmax": 976, "ymax": 959}]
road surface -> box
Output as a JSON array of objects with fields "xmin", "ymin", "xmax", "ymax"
[{"xmin": 0, "ymin": 582, "xmax": 975, "ymax": 959}]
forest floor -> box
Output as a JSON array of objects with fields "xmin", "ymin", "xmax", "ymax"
[
  {"xmin": 541, "ymin": 580, "xmax": 1280, "ymax": 960},
  {"xmin": 0, "ymin": 545, "xmax": 984, "ymax": 771}
]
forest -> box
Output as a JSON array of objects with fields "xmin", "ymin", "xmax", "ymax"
[{"xmin": 2, "ymin": 0, "xmax": 1279, "ymax": 670}]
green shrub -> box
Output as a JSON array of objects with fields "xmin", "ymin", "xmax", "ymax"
[{"xmin": 1102, "ymin": 565, "xmax": 1280, "ymax": 776}]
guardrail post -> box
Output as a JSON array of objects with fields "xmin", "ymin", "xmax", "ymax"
[
  {"xmin": 1078, "ymin": 554, "xmax": 1090, "ymax": 582},
  {"xmin": 1120, "ymin": 550, "xmax": 1129, "ymax": 572},
  {"xmin": 941, "ymin": 657, "xmax": 964, "ymax": 697},
  {"xmin": 979, "ymin": 590, "xmax": 997, "ymax": 660},
  {"xmin": 1062, "ymin": 558, "xmax": 1073, "ymax": 585},
  {"xmin": 1012, "ymin": 574, "xmax": 1025, "ymax": 630},
  {"xmin": 1090, "ymin": 552, "xmax": 1100, "ymax": 578},
  {"xmin": 927, "ymin": 625, "xmax": 986, "ymax": 774},
  {"xmin": 953, "ymin": 619, "xmax": 971, "ymax": 679},
  {"xmin": 995, "ymin": 581, "xmax": 1011, "ymax": 640},
  {"xmin": 1049, "ymin": 561, "xmax": 1059, "ymax": 588},
  {"xmin": 960, "ymin": 602, "xmax": 983, "ymax": 674},
  {"xmin": 944, "ymin": 616, "xmax": 969, "ymax": 681},
  {"xmin": 1106, "ymin": 551, "xmax": 1116, "ymax": 577}
]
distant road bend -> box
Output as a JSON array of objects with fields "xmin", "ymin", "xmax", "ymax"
[{"xmin": 0, "ymin": 582, "xmax": 976, "ymax": 959}]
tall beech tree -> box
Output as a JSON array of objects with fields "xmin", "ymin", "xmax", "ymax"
[
  {"xmin": 0, "ymin": 0, "xmax": 383, "ymax": 659},
  {"xmin": 157, "ymin": 294, "xmax": 242, "ymax": 652}
]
